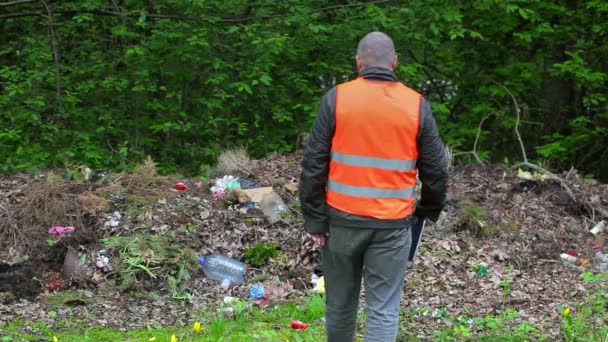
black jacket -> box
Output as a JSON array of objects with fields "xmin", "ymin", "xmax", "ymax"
[{"xmin": 299, "ymin": 67, "xmax": 448, "ymax": 233}]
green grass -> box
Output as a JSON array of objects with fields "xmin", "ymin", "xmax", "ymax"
[
  {"xmin": 0, "ymin": 295, "xmax": 327, "ymax": 342},
  {"xmin": 1, "ymin": 272, "xmax": 607, "ymax": 342}
]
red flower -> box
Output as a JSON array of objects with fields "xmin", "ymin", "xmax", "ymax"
[{"xmin": 567, "ymin": 250, "xmax": 578, "ymax": 257}]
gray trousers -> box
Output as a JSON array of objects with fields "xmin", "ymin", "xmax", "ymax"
[{"xmin": 321, "ymin": 222, "xmax": 412, "ymax": 342}]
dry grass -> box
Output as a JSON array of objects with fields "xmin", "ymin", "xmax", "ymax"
[
  {"xmin": 0, "ymin": 199, "xmax": 25, "ymax": 250},
  {"xmin": 96, "ymin": 156, "xmax": 167, "ymax": 201},
  {"xmin": 21, "ymin": 182, "xmax": 90, "ymax": 234},
  {"xmin": 78, "ymin": 191, "xmax": 108, "ymax": 215},
  {"xmin": 217, "ymin": 146, "xmax": 251, "ymax": 176}
]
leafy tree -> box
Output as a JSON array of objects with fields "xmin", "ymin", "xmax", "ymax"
[{"xmin": 0, "ymin": 0, "xmax": 606, "ymax": 179}]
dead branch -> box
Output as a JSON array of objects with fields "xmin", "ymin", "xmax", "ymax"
[
  {"xmin": 497, "ymin": 79, "xmax": 576, "ymax": 201},
  {"xmin": 41, "ymin": 0, "xmax": 62, "ymax": 113},
  {"xmin": 0, "ymin": 0, "xmax": 34, "ymax": 6},
  {"xmin": 497, "ymin": 82, "xmax": 608, "ymax": 219},
  {"xmin": 452, "ymin": 112, "xmax": 495, "ymax": 165},
  {"xmin": 495, "ymin": 82, "xmax": 527, "ymax": 163}
]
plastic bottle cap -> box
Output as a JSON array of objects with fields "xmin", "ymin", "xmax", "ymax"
[{"xmin": 198, "ymin": 256, "xmax": 206, "ymax": 265}]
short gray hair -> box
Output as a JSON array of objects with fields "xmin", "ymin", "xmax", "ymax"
[{"xmin": 356, "ymin": 31, "xmax": 396, "ymax": 69}]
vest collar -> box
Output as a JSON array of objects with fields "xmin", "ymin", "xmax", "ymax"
[{"xmin": 359, "ymin": 67, "xmax": 397, "ymax": 82}]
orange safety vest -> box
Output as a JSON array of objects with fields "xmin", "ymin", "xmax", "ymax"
[{"xmin": 326, "ymin": 76, "xmax": 420, "ymax": 219}]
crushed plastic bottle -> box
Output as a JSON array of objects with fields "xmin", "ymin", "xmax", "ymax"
[
  {"xmin": 590, "ymin": 221, "xmax": 606, "ymax": 235},
  {"xmin": 595, "ymin": 252, "xmax": 608, "ymax": 272},
  {"xmin": 595, "ymin": 251, "xmax": 608, "ymax": 263},
  {"xmin": 259, "ymin": 191, "xmax": 288, "ymax": 224},
  {"xmin": 198, "ymin": 254, "xmax": 247, "ymax": 289}
]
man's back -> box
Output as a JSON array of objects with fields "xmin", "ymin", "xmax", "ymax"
[{"xmin": 299, "ymin": 31, "xmax": 448, "ymax": 342}]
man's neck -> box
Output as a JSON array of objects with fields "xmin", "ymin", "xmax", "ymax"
[{"xmin": 359, "ymin": 66, "xmax": 397, "ymax": 82}]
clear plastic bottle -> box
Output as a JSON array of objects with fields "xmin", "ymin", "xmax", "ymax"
[
  {"xmin": 198, "ymin": 254, "xmax": 247, "ymax": 289},
  {"xmin": 259, "ymin": 191, "xmax": 288, "ymax": 224}
]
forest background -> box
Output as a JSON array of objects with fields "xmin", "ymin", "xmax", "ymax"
[{"xmin": 1, "ymin": 0, "xmax": 607, "ymax": 181}]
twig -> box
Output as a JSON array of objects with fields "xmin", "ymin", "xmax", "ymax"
[
  {"xmin": 41, "ymin": 0, "xmax": 62, "ymax": 113},
  {"xmin": 464, "ymin": 185, "xmax": 483, "ymax": 193},
  {"xmin": 452, "ymin": 112, "xmax": 495, "ymax": 165},
  {"xmin": 0, "ymin": 0, "xmax": 34, "ymax": 6},
  {"xmin": 494, "ymin": 82, "xmax": 526, "ymax": 163}
]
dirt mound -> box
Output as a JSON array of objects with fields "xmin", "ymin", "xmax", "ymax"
[{"xmin": 0, "ymin": 156, "xmax": 607, "ymax": 337}]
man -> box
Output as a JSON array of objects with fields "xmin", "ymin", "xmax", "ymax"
[{"xmin": 299, "ymin": 31, "xmax": 448, "ymax": 342}]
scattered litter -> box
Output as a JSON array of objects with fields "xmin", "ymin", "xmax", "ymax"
[
  {"xmin": 231, "ymin": 187, "xmax": 252, "ymax": 204},
  {"xmin": 590, "ymin": 221, "xmax": 605, "ymax": 235},
  {"xmin": 259, "ymin": 191, "xmax": 288, "ymax": 224},
  {"xmin": 90, "ymin": 170, "xmax": 111, "ymax": 184},
  {"xmin": 249, "ymin": 284, "xmax": 265, "ymax": 300},
  {"xmin": 212, "ymin": 189, "xmax": 228, "ymax": 199},
  {"xmin": 176, "ymin": 182, "xmax": 187, "ymax": 191},
  {"xmin": 105, "ymin": 211, "xmax": 122, "ymax": 228},
  {"xmin": 312, "ymin": 276, "xmax": 325, "ymax": 295},
  {"xmin": 211, "ymin": 175, "xmax": 239, "ymax": 193},
  {"xmin": 62, "ymin": 247, "xmax": 88, "ymax": 280},
  {"xmin": 199, "ymin": 254, "xmax": 247, "ymax": 289},
  {"xmin": 284, "ymin": 182, "xmax": 298, "ymax": 193},
  {"xmin": 220, "ymin": 306, "xmax": 234, "ymax": 317},
  {"xmin": 242, "ymin": 187, "xmax": 274, "ymax": 203},
  {"xmin": 560, "ymin": 253, "xmax": 578, "ymax": 263},
  {"xmin": 195, "ymin": 181, "xmax": 205, "ymax": 188},
  {"xmin": 311, "ymin": 273, "xmax": 319, "ymax": 286},
  {"xmin": 48, "ymin": 226, "xmax": 75, "ymax": 237},
  {"xmin": 238, "ymin": 178, "xmax": 261, "ymax": 189},
  {"xmin": 431, "ymin": 308, "xmax": 450, "ymax": 319},
  {"xmin": 595, "ymin": 251, "xmax": 608, "ymax": 265},
  {"xmin": 291, "ymin": 320, "xmax": 308, "ymax": 330},
  {"xmin": 95, "ymin": 250, "xmax": 111, "ymax": 269},
  {"xmin": 223, "ymin": 296, "xmax": 238, "ymax": 305},
  {"xmin": 517, "ymin": 168, "xmax": 549, "ymax": 181}
]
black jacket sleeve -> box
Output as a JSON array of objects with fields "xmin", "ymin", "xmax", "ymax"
[
  {"xmin": 414, "ymin": 98, "xmax": 448, "ymax": 222},
  {"xmin": 299, "ymin": 88, "xmax": 336, "ymax": 234}
]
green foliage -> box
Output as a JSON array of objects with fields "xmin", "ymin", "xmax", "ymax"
[
  {"xmin": 100, "ymin": 234, "xmax": 198, "ymax": 297},
  {"xmin": 243, "ymin": 242, "xmax": 279, "ymax": 267},
  {"xmin": 0, "ymin": 0, "xmax": 607, "ymax": 179}
]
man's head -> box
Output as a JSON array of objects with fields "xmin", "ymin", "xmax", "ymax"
[{"xmin": 355, "ymin": 31, "xmax": 397, "ymax": 71}]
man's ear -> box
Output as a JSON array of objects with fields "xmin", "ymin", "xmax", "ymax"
[
  {"xmin": 391, "ymin": 54, "xmax": 398, "ymax": 70},
  {"xmin": 356, "ymin": 55, "xmax": 364, "ymax": 71}
]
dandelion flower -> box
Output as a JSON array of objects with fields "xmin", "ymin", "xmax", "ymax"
[
  {"xmin": 170, "ymin": 335, "xmax": 178, "ymax": 342},
  {"xmin": 193, "ymin": 321, "xmax": 202, "ymax": 333},
  {"xmin": 563, "ymin": 307, "xmax": 571, "ymax": 317},
  {"xmin": 53, "ymin": 337, "xmax": 59, "ymax": 342}
]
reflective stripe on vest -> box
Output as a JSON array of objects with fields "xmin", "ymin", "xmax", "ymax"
[
  {"xmin": 328, "ymin": 180, "xmax": 415, "ymax": 199},
  {"xmin": 331, "ymin": 151, "xmax": 416, "ymax": 171},
  {"xmin": 326, "ymin": 76, "xmax": 421, "ymax": 219}
]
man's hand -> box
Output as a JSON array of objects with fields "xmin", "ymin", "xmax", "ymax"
[{"xmin": 306, "ymin": 232, "xmax": 327, "ymax": 247}]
